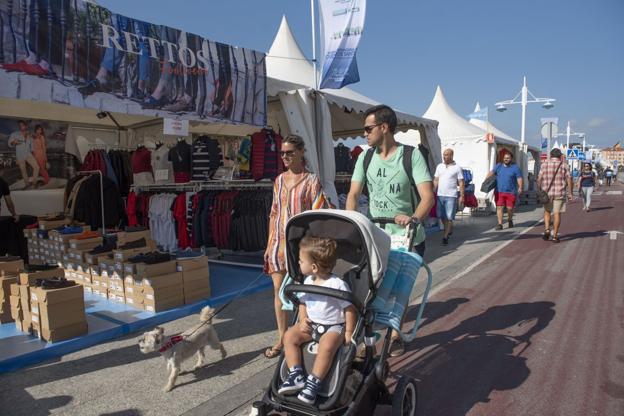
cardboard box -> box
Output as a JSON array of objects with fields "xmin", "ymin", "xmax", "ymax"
[
  {"xmin": 143, "ymin": 294, "xmax": 184, "ymax": 312},
  {"xmin": 33, "ymin": 320, "xmax": 88, "ymax": 342},
  {"xmin": 0, "ymin": 276, "xmax": 18, "ymax": 322},
  {"xmin": 31, "ymin": 298, "xmax": 86, "ymax": 331},
  {"xmin": 18, "ymin": 267, "xmax": 65, "ymax": 285},
  {"xmin": 9, "ymin": 283, "xmax": 20, "ymax": 297},
  {"xmin": 85, "ymin": 251, "xmax": 114, "ymax": 265},
  {"xmin": 0, "ymin": 258, "xmax": 24, "ymax": 273},
  {"xmin": 67, "ymin": 249, "xmax": 87, "ymax": 262},
  {"xmin": 69, "ymin": 237, "xmax": 102, "ymax": 251},
  {"xmin": 116, "ymin": 230, "xmax": 152, "ymax": 246},
  {"xmin": 143, "ymin": 272, "xmax": 183, "ymax": 290},
  {"xmin": 19, "ymin": 284, "xmax": 30, "ymax": 313},
  {"xmin": 113, "ymin": 247, "xmax": 148, "ymax": 262},
  {"xmin": 38, "ymin": 218, "xmax": 69, "ymax": 230},
  {"xmin": 176, "ymin": 256, "xmax": 209, "ymax": 272},
  {"xmin": 10, "ymin": 300, "xmax": 22, "ymax": 321},
  {"xmin": 15, "ymin": 316, "xmax": 32, "ymax": 333},
  {"xmin": 125, "ymin": 260, "xmax": 177, "ymax": 280},
  {"xmin": 181, "ymin": 267, "xmax": 210, "ymax": 285}
]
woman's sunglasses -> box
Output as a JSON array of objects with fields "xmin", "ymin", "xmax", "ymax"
[{"xmin": 279, "ymin": 150, "xmax": 295, "ymax": 157}]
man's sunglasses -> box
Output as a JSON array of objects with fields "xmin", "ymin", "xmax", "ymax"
[
  {"xmin": 279, "ymin": 150, "xmax": 295, "ymax": 157},
  {"xmin": 364, "ymin": 123, "xmax": 382, "ymax": 134}
]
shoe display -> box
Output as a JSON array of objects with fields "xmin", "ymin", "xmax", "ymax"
[
  {"xmin": 34, "ymin": 277, "xmax": 75, "ymax": 289},
  {"xmin": 117, "ymin": 238, "xmax": 147, "ymax": 250},
  {"xmin": 25, "ymin": 264, "xmax": 58, "ymax": 273},
  {"xmin": 89, "ymin": 243, "xmax": 116, "ymax": 255},
  {"xmin": 128, "ymin": 252, "xmax": 171, "ymax": 265}
]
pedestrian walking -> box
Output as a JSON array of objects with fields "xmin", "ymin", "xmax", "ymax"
[
  {"xmin": 346, "ymin": 104, "xmax": 434, "ymax": 356},
  {"xmin": 604, "ymin": 167, "xmax": 614, "ymax": 186},
  {"xmin": 578, "ymin": 162, "xmax": 597, "ymax": 212},
  {"xmin": 537, "ymin": 148, "xmax": 573, "ymax": 243},
  {"xmin": 485, "ymin": 152, "xmax": 523, "ymax": 230},
  {"xmin": 433, "ymin": 148, "xmax": 464, "ymax": 245},
  {"xmin": 263, "ymin": 134, "xmax": 330, "ymax": 359}
]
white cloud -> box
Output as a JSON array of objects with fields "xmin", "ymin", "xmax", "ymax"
[{"xmin": 587, "ymin": 117, "xmax": 608, "ymax": 128}]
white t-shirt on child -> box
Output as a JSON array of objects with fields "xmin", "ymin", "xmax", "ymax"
[{"xmin": 299, "ymin": 275, "xmax": 351, "ymax": 325}]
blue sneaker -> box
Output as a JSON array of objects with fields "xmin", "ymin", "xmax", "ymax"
[
  {"xmin": 278, "ymin": 369, "xmax": 306, "ymax": 395},
  {"xmin": 298, "ymin": 375, "xmax": 321, "ymax": 404}
]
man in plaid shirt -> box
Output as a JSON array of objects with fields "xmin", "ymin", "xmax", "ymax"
[{"xmin": 537, "ymin": 148, "xmax": 573, "ymax": 243}]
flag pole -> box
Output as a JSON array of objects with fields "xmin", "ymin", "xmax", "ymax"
[{"xmin": 310, "ymin": 0, "xmax": 318, "ymax": 90}]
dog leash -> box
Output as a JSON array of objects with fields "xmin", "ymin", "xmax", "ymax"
[{"xmin": 182, "ymin": 270, "xmax": 268, "ymax": 338}]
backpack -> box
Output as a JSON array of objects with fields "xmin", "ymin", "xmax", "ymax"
[{"xmin": 362, "ymin": 144, "xmax": 428, "ymax": 211}]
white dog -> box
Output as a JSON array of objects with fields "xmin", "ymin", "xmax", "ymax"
[{"xmin": 138, "ymin": 306, "xmax": 227, "ymax": 392}]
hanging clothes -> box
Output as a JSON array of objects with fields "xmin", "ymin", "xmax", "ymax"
[
  {"xmin": 172, "ymin": 193, "xmax": 192, "ymax": 249},
  {"xmin": 169, "ymin": 140, "xmax": 193, "ymax": 183},
  {"xmin": 151, "ymin": 144, "xmax": 174, "ymax": 184},
  {"xmin": 192, "ymin": 136, "xmax": 223, "ymax": 181},
  {"xmin": 72, "ymin": 174, "xmax": 127, "ymax": 230},
  {"xmin": 251, "ymin": 129, "xmax": 284, "ymax": 181},
  {"xmin": 148, "ymin": 193, "xmax": 178, "ymax": 252},
  {"xmin": 334, "ymin": 143, "xmax": 351, "ymax": 173},
  {"xmin": 132, "ymin": 146, "xmax": 155, "ymax": 185}
]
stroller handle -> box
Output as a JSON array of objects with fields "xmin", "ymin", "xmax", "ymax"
[{"xmin": 370, "ymin": 217, "xmax": 420, "ymax": 226}]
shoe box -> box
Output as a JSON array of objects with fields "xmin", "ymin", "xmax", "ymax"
[
  {"xmin": 123, "ymin": 261, "xmax": 179, "ymax": 309},
  {"xmin": 84, "ymin": 250, "xmax": 115, "ymax": 266},
  {"xmin": 30, "ymin": 284, "xmax": 87, "ymax": 342},
  {"xmin": 176, "ymin": 257, "xmax": 211, "ymax": 304},
  {"xmin": 0, "ymin": 275, "xmax": 18, "ymax": 323},
  {"xmin": 90, "ymin": 265, "xmax": 109, "ymax": 299},
  {"xmin": 116, "ymin": 230, "xmax": 152, "ymax": 247},
  {"xmin": 69, "ymin": 236, "xmax": 103, "ymax": 251},
  {"xmin": 176, "ymin": 256, "xmax": 209, "ymax": 272},
  {"xmin": 19, "ymin": 267, "xmax": 65, "ymax": 286},
  {"xmin": 14, "ymin": 268, "xmax": 66, "ymax": 334},
  {"xmin": 0, "ymin": 257, "xmax": 24, "ymax": 274},
  {"xmin": 103, "ymin": 257, "xmax": 125, "ymax": 303},
  {"xmin": 141, "ymin": 272, "xmax": 184, "ymax": 312},
  {"xmin": 9, "ymin": 283, "xmax": 22, "ymax": 322},
  {"xmin": 38, "ymin": 218, "xmax": 70, "ymax": 230}
]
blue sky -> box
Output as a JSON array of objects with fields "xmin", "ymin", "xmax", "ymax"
[{"xmin": 98, "ymin": 0, "xmax": 623, "ymax": 149}]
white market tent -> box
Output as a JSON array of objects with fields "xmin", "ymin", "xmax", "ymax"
[
  {"xmin": 264, "ymin": 15, "xmax": 442, "ymax": 202},
  {"xmin": 424, "ymin": 86, "xmax": 523, "ymax": 199}
]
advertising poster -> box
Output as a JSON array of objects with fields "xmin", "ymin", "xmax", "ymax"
[{"xmin": 0, "ymin": 0, "xmax": 267, "ymax": 126}]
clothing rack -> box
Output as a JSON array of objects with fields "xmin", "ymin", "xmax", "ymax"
[
  {"xmin": 131, "ymin": 180, "xmax": 274, "ymax": 193},
  {"xmin": 79, "ymin": 170, "xmax": 107, "ymax": 237}
]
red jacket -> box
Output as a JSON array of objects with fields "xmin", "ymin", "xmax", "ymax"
[{"xmin": 251, "ymin": 129, "xmax": 284, "ymax": 181}]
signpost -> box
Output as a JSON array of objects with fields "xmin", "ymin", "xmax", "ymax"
[
  {"xmin": 578, "ymin": 152, "xmax": 586, "ymax": 161},
  {"xmin": 567, "ymin": 148, "xmax": 579, "ymax": 159}
]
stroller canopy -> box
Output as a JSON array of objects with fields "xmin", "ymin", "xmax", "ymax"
[{"xmin": 285, "ymin": 209, "xmax": 391, "ymax": 286}]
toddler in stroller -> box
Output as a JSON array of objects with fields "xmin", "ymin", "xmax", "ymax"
[
  {"xmin": 253, "ymin": 209, "xmax": 432, "ymax": 416},
  {"xmin": 278, "ymin": 236, "xmax": 357, "ymax": 404}
]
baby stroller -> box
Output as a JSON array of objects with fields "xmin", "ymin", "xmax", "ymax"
[{"xmin": 252, "ymin": 209, "xmax": 433, "ymax": 416}]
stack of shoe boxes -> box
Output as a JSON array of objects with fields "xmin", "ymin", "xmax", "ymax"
[
  {"xmin": 30, "ymin": 283, "xmax": 87, "ymax": 342},
  {"xmin": 11, "ymin": 267, "xmax": 65, "ymax": 333},
  {"xmin": 177, "ymin": 257, "xmax": 211, "ymax": 304},
  {"xmin": 24, "ymin": 229, "xmax": 43, "ymax": 265},
  {"xmin": 0, "ymin": 257, "xmax": 23, "ymax": 323},
  {"xmin": 123, "ymin": 259, "xmax": 181, "ymax": 311},
  {"xmin": 100, "ymin": 257, "xmax": 121, "ymax": 301}
]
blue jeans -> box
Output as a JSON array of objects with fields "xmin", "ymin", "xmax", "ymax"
[{"xmin": 437, "ymin": 196, "xmax": 457, "ymax": 221}]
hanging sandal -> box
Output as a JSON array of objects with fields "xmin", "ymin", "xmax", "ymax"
[
  {"xmin": 264, "ymin": 345, "xmax": 283, "ymax": 359},
  {"xmin": 542, "ymin": 229, "xmax": 550, "ymax": 241}
]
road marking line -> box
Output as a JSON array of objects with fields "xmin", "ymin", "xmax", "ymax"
[
  {"xmin": 606, "ymin": 191, "xmax": 622, "ymax": 195},
  {"xmin": 608, "ymin": 230, "xmax": 623, "ymax": 240},
  {"xmin": 428, "ymin": 219, "xmax": 543, "ymax": 298}
]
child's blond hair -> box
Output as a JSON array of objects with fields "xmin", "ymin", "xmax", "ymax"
[{"xmin": 299, "ymin": 236, "xmax": 337, "ymax": 273}]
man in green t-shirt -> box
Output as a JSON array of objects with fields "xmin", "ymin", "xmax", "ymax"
[{"xmin": 346, "ymin": 104, "xmax": 435, "ymax": 356}]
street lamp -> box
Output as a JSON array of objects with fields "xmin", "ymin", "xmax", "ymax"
[
  {"xmin": 554, "ymin": 121, "xmax": 586, "ymax": 151},
  {"xmin": 495, "ymin": 76, "xmax": 556, "ymax": 144}
]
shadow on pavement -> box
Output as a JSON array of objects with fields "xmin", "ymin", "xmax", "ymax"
[
  {"xmin": 559, "ymin": 230, "xmax": 607, "ymax": 241},
  {"xmin": 587, "ymin": 206, "xmax": 613, "ymax": 211},
  {"xmin": 403, "ymin": 298, "xmax": 469, "ymax": 330},
  {"xmin": 100, "ymin": 410, "xmax": 143, "ymax": 416},
  {"xmin": 174, "ymin": 348, "xmax": 266, "ymax": 390},
  {"xmin": 393, "ymin": 301, "xmax": 556, "ymax": 416}
]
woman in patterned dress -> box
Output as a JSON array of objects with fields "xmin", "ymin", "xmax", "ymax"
[{"xmin": 263, "ymin": 134, "xmax": 329, "ymax": 358}]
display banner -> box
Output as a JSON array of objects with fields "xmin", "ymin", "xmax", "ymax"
[
  {"xmin": 318, "ymin": 0, "xmax": 366, "ymax": 89},
  {"xmin": 0, "ymin": 117, "xmax": 74, "ymax": 189},
  {"xmin": 0, "ymin": 0, "xmax": 267, "ymax": 126}
]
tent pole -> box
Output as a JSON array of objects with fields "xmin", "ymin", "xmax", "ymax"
[{"xmin": 310, "ymin": 0, "xmax": 318, "ymax": 90}]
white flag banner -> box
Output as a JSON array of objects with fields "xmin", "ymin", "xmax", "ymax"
[{"xmin": 318, "ymin": 0, "xmax": 366, "ymax": 89}]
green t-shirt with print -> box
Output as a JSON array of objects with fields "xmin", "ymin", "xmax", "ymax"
[{"xmin": 352, "ymin": 145, "xmax": 432, "ymax": 245}]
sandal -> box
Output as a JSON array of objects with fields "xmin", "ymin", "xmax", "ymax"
[
  {"xmin": 552, "ymin": 236, "xmax": 560, "ymax": 243},
  {"xmin": 542, "ymin": 229, "xmax": 550, "ymax": 241},
  {"xmin": 264, "ymin": 345, "xmax": 283, "ymax": 359}
]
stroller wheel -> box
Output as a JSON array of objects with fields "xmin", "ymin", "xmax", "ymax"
[{"xmin": 392, "ymin": 376, "xmax": 417, "ymax": 416}]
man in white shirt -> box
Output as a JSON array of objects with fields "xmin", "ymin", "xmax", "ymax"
[{"xmin": 433, "ymin": 149, "xmax": 464, "ymax": 246}]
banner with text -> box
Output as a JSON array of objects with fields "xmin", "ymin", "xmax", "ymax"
[
  {"xmin": 0, "ymin": 0, "xmax": 267, "ymax": 126},
  {"xmin": 318, "ymin": 0, "xmax": 366, "ymax": 89}
]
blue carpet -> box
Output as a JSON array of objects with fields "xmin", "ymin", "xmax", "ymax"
[{"xmin": 0, "ymin": 262, "xmax": 271, "ymax": 373}]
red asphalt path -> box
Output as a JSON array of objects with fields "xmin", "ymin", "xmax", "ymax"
[{"xmin": 385, "ymin": 184, "xmax": 624, "ymax": 416}]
